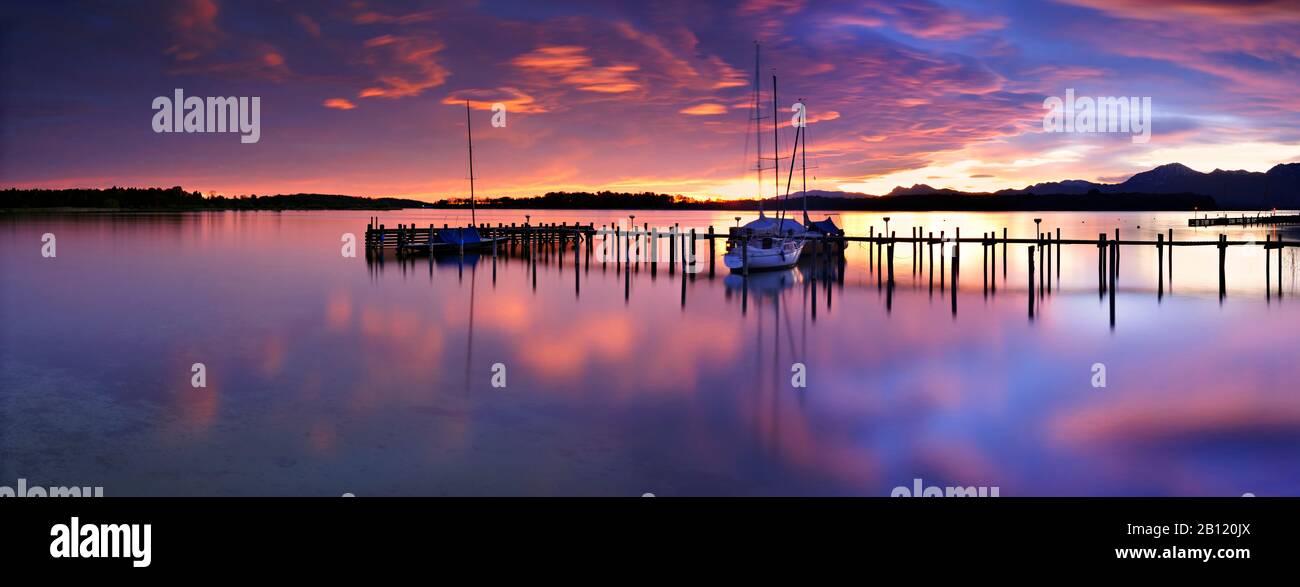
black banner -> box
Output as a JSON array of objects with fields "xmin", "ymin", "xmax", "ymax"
[{"xmin": 0, "ymin": 498, "xmax": 1285, "ymax": 575}]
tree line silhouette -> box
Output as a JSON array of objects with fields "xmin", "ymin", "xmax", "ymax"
[{"xmin": 2, "ymin": 186, "xmax": 1215, "ymax": 211}]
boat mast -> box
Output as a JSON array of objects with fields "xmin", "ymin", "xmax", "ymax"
[
  {"xmin": 772, "ymin": 73, "xmax": 781, "ymax": 226},
  {"xmin": 465, "ymin": 100, "xmax": 476, "ymax": 227},
  {"xmin": 801, "ymin": 100, "xmax": 808, "ymax": 222},
  {"xmin": 753, "ymin": 42, "xmax": 764, "ymax": 215}
]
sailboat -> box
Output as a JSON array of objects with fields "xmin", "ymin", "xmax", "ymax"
[
  {"xmin": 793, "ymin": 99, "xmax": 844, "ymax": 249},
  {"xmin": 400, "ymin": 101, "xmax": 507, "ymax": 254},
  {"xmin": 724, "ymin": 43, "xmax": 805, "ymax": 273}
]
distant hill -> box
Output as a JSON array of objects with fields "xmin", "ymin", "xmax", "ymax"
[
  {"xmin": 1, "ymin": 187, "xmax": 428, "ymax": 210},
  {"xmin": 993, "ymin": 162, "xmax": 1300, "ymax": 209}
]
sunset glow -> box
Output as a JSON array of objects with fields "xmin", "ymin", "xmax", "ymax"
[{"xmin": 3, "ymin": 0, "xmax": 1298, "ymax": 200}]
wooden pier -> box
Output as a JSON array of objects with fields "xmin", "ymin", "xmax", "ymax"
[
  {"xmin": 1189, "ymin": 213, "xmax": 1300, "ymax": 227},
  {"xmin": 364, "ymin": 216, "xmax": 1296, "ymax": 311},
  {"xmin": 364, "ymin": 218, "xmax": 598, "ymax": 250}
]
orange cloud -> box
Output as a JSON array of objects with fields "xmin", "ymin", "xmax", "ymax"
[
  {"xmin": 356, "ymin": 35, "xmax": 448, "ymax": 99},
  {"xmin": 512, "ymin": 46, "xmax": 640, "ymax": 94},
  {"xmin": 324, "ymin": 98, "xmax": 356, "ymax": 110},
  {"xmin": 441, "ymin": 87, "xmax": 547, "ymax": 114},
  {"xmin": 680, "ymin": 103, "xmax": 728, "ymax": 116}
]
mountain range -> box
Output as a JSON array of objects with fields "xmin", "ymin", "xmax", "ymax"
[{"xmin": 811, "ymin": 162, "xmax": 1300, "ymax": 210}]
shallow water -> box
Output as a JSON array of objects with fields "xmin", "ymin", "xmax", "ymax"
[{"xmin": 1, "ymin": 209, "xmax": 1298, "ymax": 496}]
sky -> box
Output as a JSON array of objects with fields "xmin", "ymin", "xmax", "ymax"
[{"xmin": 2, "ymin": 0, "xmax": 1299, "ymax": 201}]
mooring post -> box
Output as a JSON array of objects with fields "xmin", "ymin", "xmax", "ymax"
[
  {"xmin": 812, "ymin": 235, "xmax": 821, "ymax": 282},
  {"xmin": 1045, "ymin": 231, "xmax": 1052, "ymax": 294},
  {"xmin": 1168, "ymin": 227, "xmax": 1174, "ymax": 284},
  {"xmin": 869, "ymin": 226, "xmax": 875, "ymax": 269},
  {"xmin": 987, "ymin": 231, "xmax": 998, "ymax": 293},
  {"xmin": 939, "ymin": 230, "xmax": 945, "ymax": 291},
  {"xmin": 982, "ymin": 232, "xmax": 988, "ymax": 296},
  {"xmin": 1038, "ymin": 232, "xmax": 1045, "ymax": 297},
  {"xmin": 742, "ymin": 230, "xmax": 750, "ymax": 276},
  {"xmin": 689, "ymin": 228, "xmax": 697, "ymax": 279},
  {"xmin": 1279, "ymin": 235, "xmax": 1284, "ymax": 298},
  {"xmin": 887, "ymin": 238, "xmax": 895, "ymax": 287},
  {"xmin": 928, "ymin": 231, "xmax": 934, "ymax": 295},
  {"xmin": 951, "ymin": 229, "xmax": 960, "ymax": 316},
  {"xmin": 1109, "ymin": 241, "xmax": 1117, "ymax": 328},
  {"xmin": 708, "ymin": 225, "xmax": 716, "ymax": 277},
  {"xmin": 1098, "ymin": 233, "xmax": 1107, "ymax": 296},
  {"xmin": 1219, "ymin": 233, "xmax": 1227, "ymax": 300},
  {"xmin": 650, "ymin": 227, "xmax": 658, "ymax": 273},
  {"xmin": 1266, "ymin": 234, "xmax": 1271, "ymax": 300},
  {"xmin": 1028, "ymin": 245, "xmax": 1036, "ymax": 319},
  {"xmin": 1114, "ymin": 227, "xmax": 1121, "ymax": 272},
  {"xmin": 669, "ymin": 226, "xmax": 677, "ymax": 274},
  {"xmin": 1055, "ymin": 227, "xmax": 1061, "ymax": 281},
  {"xmin": 912, "ymin": 227, "xmax": 917, "ymax": 275},
  {"xmin": 1157, "ymin": 233, "xmax": 1164, "ymax": 299}
]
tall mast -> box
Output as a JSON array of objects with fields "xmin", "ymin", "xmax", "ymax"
[
  {"xmin": 465, "ymin": 100, "xmax": 476, "ymax": 226},
  {"xmin": 753, "ymin": 42, "xmax": 764, "ymax": 214},
  {"xmin": 801, "ymin": 100, "xmax": 808, "ymax": 221},
  {"xmin": 772, "ymin": 74, "xmax": 781, "ymax": 225}
]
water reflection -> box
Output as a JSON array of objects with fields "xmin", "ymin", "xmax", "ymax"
[{"xmin": 1, "ymin": 210, "xmax": 1299, "ymax": 495}]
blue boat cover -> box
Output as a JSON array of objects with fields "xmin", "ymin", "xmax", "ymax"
[
  {"xmin": 803, "ymin": 213, "xmax": 843, "ymax": 236},
  {"xmin": 437, "ymin": 226, "xmax": 483, "ymax": 246}
]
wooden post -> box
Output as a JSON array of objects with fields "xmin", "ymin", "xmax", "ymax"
[
  {"xmin": 708, "ymin": 225, "xmax": 715, "ymax": 277},
  {"xmin": 650, "ymin": 228, "xmax": 658, "ymax": 277},
  {"xmin": 1218, "ymin": 233, "xmax": 1227, "ymax": 300},
  {"xmin": 1055, "ymin": 227, "xmax": 1061, "ymax": 280},
  {"xmin": 1002, "ymin": 227, "xmax": 1008, "ymax": 278},
  {"xmin": 869, "ymin": 226, "xmax": 874, "ymax": 269},
  {"xmin": 951, "ymin": 229, "xmax": 959, "ymax": 317},
  {"xmin": 982, "ymin": 232, "xmax": 988, "ymax": 296},
  {"xmin": 1028, "ymin": 245, "xmax": 1035, "ymax": 319},
  {"xmin": 1157, "ymin": 233, "xmax": 1163, "ymax": 299},
  {"xmin": 986, "ymin": 233, "xmax": 994, "ymax": 294},
  {"xmin": 669, "ymin": 226, "xmax": 677, "ymax": 275},
  {"xmin": 939, "ymin": 230, "xmax": 946, "ymax": 292},
  {"xmin": 1279, "ymin": 235, "xmax": 1284, "ymax": 298},
  {"xmin": 689, "ymin": 228, "xmax": 697, "ymax": 279},
  {"xmin": 1109, "ymin": 241, "xmax": 1116, "ymax": 328},
  {"xmin": 887, "ymin": 239, "xmax": 895, "ymax": 287},
  {"xmin": 928, "ymin": 231, "xmax": 934, "ymax": 296},
  {"xmin": 1098, "ymin": 233, "xmax": 1107, "ymax": 296},
  {"xmin": 1168, "ymin": 227, "xmax": 1174, "ymax": 285},
  {"xmin": 1045, "ymin": 231, "xmax": 1051, "ymax": 294},
  {"xmin": 1266, "ymin": 234, "xmax": 1271, "ymax": 300},
  {"xmin": 742, "ymin": 230, "xmax": 750, "ymax": 276},
  {"xmin": 1114, "ymin": 227, "xmax": 1121, "ymax": 273}
]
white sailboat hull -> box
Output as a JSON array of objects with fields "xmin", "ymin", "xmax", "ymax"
[{"xmin": 723, "ymin": 239, "xmax": 805, "ymax": 272}]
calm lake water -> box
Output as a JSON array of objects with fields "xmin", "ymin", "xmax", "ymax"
[{"xmin": 2, "ymin": 209, "xmax": 1299, "ymax": 496}]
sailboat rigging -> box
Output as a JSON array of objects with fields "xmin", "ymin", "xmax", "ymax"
[{"xmin": 723, "ymin": 43, "xmax": 806, "ymax": 272}]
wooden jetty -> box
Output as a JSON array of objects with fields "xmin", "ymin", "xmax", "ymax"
[
  {"xmin": 364, "ymin": 219, "xmax": 598, "ymax": 250},
  {"xmin": 365, "ymin": 216, "xmax": 1296, "ymax": 307},
  {"xmin": 1189, "ymin": 213, "xmax": 1300, "ymax": 227}
]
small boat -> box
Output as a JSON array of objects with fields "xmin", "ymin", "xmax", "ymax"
[
  {"xmin": 723, "ymin": 43, "xmax": 806, "ymax": 273},
  {"xmin": 400, "ymin": 101, "xmax": 507, "ymax": 254},
  {"xmin": 724, "ymin": 233, "xmax": 805, "ymax": 271}
]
